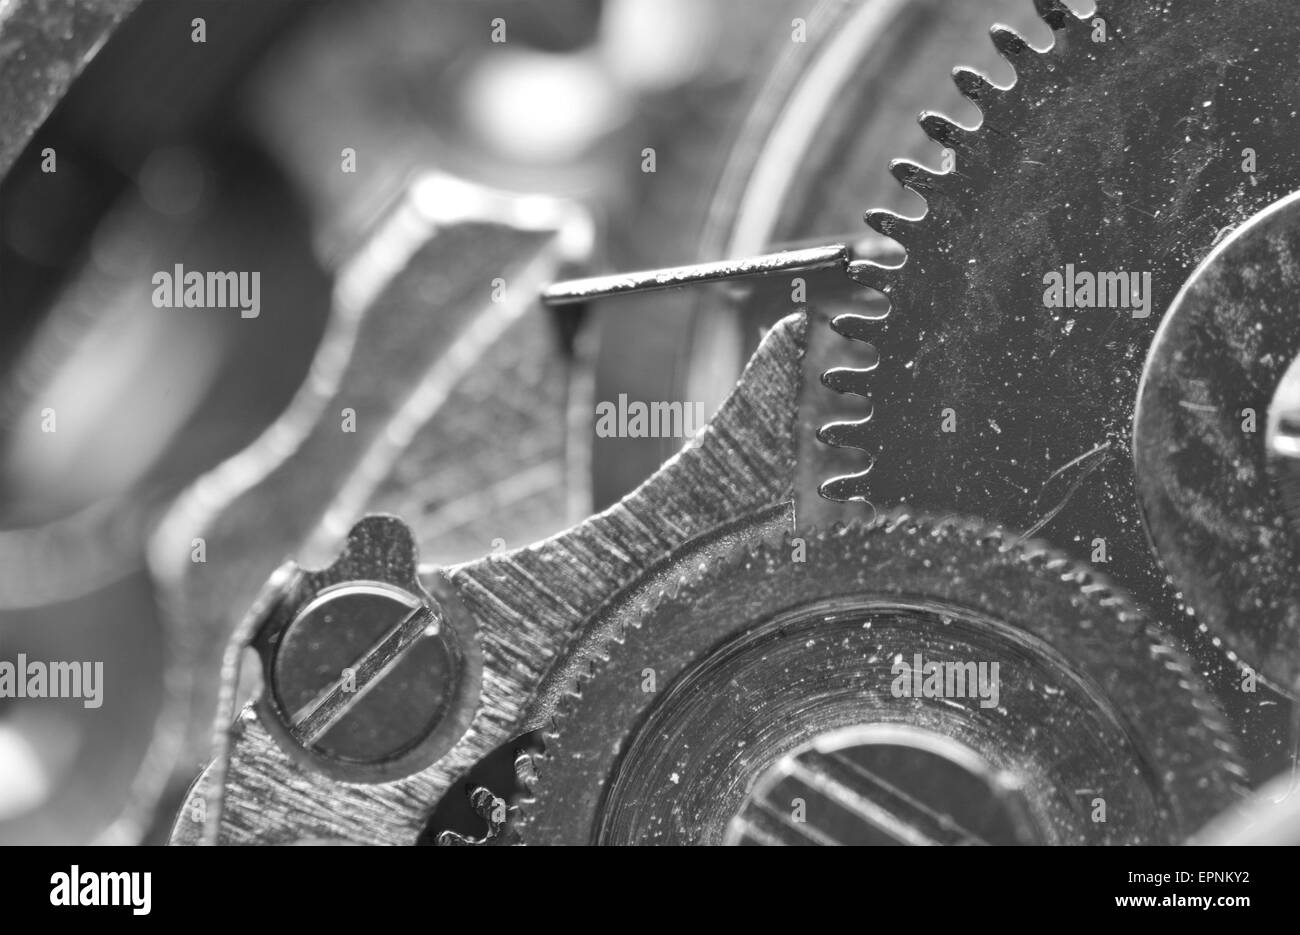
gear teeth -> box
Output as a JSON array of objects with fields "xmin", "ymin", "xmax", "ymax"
[
  {"xmin": 828, "ymin": 313, "xmax": 882, "ymax": 346},
  {"xmin": 822, "ymin": 2, "xmax": 1077, "ymax": 511},
  {"xmin": 863, "ymin": 207, "xmax": 916, "ymax": 244},
  {"xmin": 518, "ymin": 513, "xmax": 1249, "ymax": 842},
  {"xmin": 822, "ymin": 369, "xmax": 875, "ymax": 401},
  {"xmin": 845, "ymin": 260, "xmax": 896, "ymax": 293},
  {"xmin": 889, "ymin": 159, "xmax": 942, "ymax": 197},
  {"xmin": 918, "ymin": 111, "xmax": 965, "ymax": 149},
  {"xmin": 828, "ymin": 201, "xmax": 908, "ymax": 500},
  {"xmin": 952, "ymin": 67, "xmax": 998, "ymax": 107},
  {"xmin": 823, "ymin": 329, "xmax": 877, "ymax": 366},
  {"xmin": 823, "ymin": 298, "xmax": 885, "ymax": 501},
  {"xmin": 820, "ymin": 14, "xmax": 1049, "ymax": 507},
  {"xmin": 818, "ymin": 470, "xmax": 872, "ymax": 503},
  {"xmin": 515, "ymin": 521, "xmax": 799, "ymax": 840},
  {"xmin": 989, "ymin": 24, "xmax": 1033, "ymax": 63},
  {"xmin": 1033, "ymin": 0, "xmax": 1077, "ymax": 31},
  {"xmin": 813, "ymin": 3, "xmax": 1257, "ymax": 802},
  {"xmin": 816, "ymin": 420, "xmax": 876, "ymax": 454}
]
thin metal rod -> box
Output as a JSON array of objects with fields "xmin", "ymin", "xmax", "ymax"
[{"xmin": 541, "ymin": 243, "xmax": 849, "ymax": 306}]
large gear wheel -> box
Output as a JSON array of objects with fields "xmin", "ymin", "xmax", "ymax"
[
  {"xmin": 818, "ymin": 0, "xmax": 1300, "ymax": 765},
  {"xmin": 517, "ymin": 514, "xmax": 1245, "ymax": 846},
  {"xmin": 17, "ymin": 0, "xmax": 1300, "ymax": 858}
]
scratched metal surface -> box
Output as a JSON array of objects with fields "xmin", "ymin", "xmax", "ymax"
[
  {"xmin": 1135, "ymin": 194, "xmax": 1300, "ymax": 689},
  {"xmin": 519, "ymin": 518, "xmax": 1246, "ymax": 845},
  {"xmin": 689, "ymin": 0, "xmax": 1069, "ymax": 521},
  {"xmin": 823, "ymin": 0, "xmax": 1300, "ymax": 775},
  {"xmin": 173, "ymin": 314, "xmax": 803, "ymax": 844},
  {"xmin": 150, "ymin": 203, "xmax": 584, "ymax": 814}
]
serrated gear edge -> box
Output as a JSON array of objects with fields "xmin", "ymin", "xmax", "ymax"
[
  {"xmin": 818, "ymin": 0, "xmax": 1098, "ymax": 501},
  {"xmin": 514, "ymin": 507, "xmax": 1248, "ymax": 843}
]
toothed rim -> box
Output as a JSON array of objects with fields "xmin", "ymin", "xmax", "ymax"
[
  {"xmin": 813, "ymin": 0, "xmax": 1300, "ymax": 690},
  {"xmin": 515, "ymin": 508, "xmax": 1246, "ymax": 845},
  {"xmin": 819, "ymin": 1, "xmax": 1097, "ymax": 498}
]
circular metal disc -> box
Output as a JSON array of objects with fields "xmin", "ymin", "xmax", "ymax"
[{"xmin": 519, "ymin": 515, "xmax": 1245, "ymax": 845}]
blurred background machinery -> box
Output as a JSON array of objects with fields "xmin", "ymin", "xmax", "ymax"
[{"xmin": 2, "ymin": 0, "xmax": 1295, "ymax": 845}]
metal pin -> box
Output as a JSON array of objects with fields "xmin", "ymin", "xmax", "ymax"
[{"xmin": 541, "ymin": 243, "xmax": 850, "ymax": 306}]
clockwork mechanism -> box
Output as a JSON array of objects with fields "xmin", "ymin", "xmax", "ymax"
[{"xmin": 1, "ymin": 0, "xmax": 1298, "ymax": 851}]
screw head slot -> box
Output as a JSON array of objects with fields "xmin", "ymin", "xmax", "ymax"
[{"xmin": 250, "ymin": 515, "xmax": 481, "ymax": 783}]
